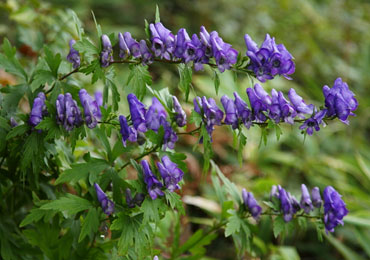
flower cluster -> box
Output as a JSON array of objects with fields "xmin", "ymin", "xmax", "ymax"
[
  {"xmin": 268, "ymin": 185, "xmax": 348, "ymax": 232},
  {"xmin": 92, "ymin": 22, "xmax": 239, "ymax": 73},
  {"xmin": 66, "ymin": 39, "xmax": 80, "ymax": 69},
  {"xmin": 56, "ymin": 93, "xmax": 83, "ymax": 131},
  {"xmin": 29, "ymin": 92, "xmax": 47, "ymax": 127},
  {"xmin": 192, "ymin": 78, "xmax": 357, "ymax": 140},
  {"xmin": 323, "ymin": 186, "xmax": 349, "ymax": 233},
  {"xmin": 94, "ymin": 183, "xmax": 114, "ymax": 215},
  {"xmin": 323, "ymin": 77, "xmax": 358, "ymax": 124},
  {"xmin": 119, "ymin": 94, "xmax": 186, "ymax": 149},
  {"xmin": 141, "ymin": 156, "xmax": 184, "ymax": 200},
  {"xmin": 245, "ymin": 34, "xmax": 295, "ymax": 82}
]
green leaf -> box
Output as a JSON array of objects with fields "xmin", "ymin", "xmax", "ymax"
[
  {"xmin": 44, "ymin": 46, "xmax": 61, "ymax": 77},
  {"xmin": 78, "ymin": 208, "xmax": 99, "ymax": 242},
  {"xmin": 275, "ymin": 124, "xmax": 282, "ymax": 141},
  {"xmin": 201, "ymin": 125, "xmax": 212, "ymax": 173},
  {"xmin": 141, "ymin": 198, "xmax": 163, "ymax": 223},
  {"xmin": 91, "ymin": 11, "xmax": 102, "ymax": 38},
  {"xmin": 55, "ymin": 159, "xmax": 109, "ymax": 185},
  {"xmin": 211, "ymin": 161, "xmax": 241, "ymax": 204},
  {"xmin": 0, "ymin": 116, "xmax": 10, "ymax": 131},
  {"xmin": 0, "ymin": 84, "xmax": 27, "ymax": 113},
  {"xmin": 0, "ymin": 38, "xmax": 27, "ymax": 80},
  {"xmin": 165, "ymin": 191, "xmax": 185, "ymax": 215},
  {"xmin": 238, "ymin": 132, "xmax": 247, "ymax": 165},
  {"xmin": 35, "ymin": 117, "xmax": 62, "ymax": 140},
  {"xmin": 73, "ymin": 38, "xmax": 99, "ymax": 60},
  {"xmin": 178, "ymin": 64, "xmax": 192, "ymax": 102},
  {"xmin": 155, "ymin": 5, "xmax": 161, "ymax": 23},
  {"xmin": 19, "ymin": 208, "xmax": 53, "ymax": 227},
  {"xmin": 70, "ymin": 10, "xmax": 84, "ymax": 38},
  {"xmin": 30, "ymin": 70, "xmax": 55, "ymax": 92},
  {"xmin": 324, "ymin": 232, "xmax": 363, "ymax": 260},
  {"xmin": 40, "ymin": 194, "xmax": 92, "ymax": 215},
  {"xmin": 189, "ymin": 110, "xmax": 202, "ymax": 125},
  {"xmin": 213, "ymin": 70, "xmax": 220, "ymax": 95},
  {"xmin": 225, "ymin": 214, "xmax": 241, "ymax": 237},
  {"xmin": 273, "ymin": 216, "xmax": 285, "ymax": 238},
  {"xmin": 6, "ymin": 124, "xmax": 29, "ymax": 140},
  {"xmin": 126, "ymin": 65, "xmax": 152, "ymax": 100},
  {"xmin": 144, "ymin": 19, "xmax": 150, "ymax": 39}
]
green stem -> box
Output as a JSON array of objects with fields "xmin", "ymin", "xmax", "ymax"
[{"xmin": 117, "ymin": 144, "xmax": 160, "ymax": 172}]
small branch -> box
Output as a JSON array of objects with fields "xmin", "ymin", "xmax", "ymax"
[
  {"xmin": 117, "ymin": 144, "xmax": 160, "ymax": 172},
  {"xmin": 58, "ymin": 68, "xmax": 79, "ymax": 81}
]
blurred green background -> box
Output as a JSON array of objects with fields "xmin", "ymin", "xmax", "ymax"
[{"xmin": 1, "ymin": 0, "xmax": 370, "ymax": 259}]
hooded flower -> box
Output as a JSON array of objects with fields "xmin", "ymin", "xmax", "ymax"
[
  {"xmin": 233, "ymin": 92, "xmax": 253, "ymax": 129},
  {"xmin": 323, "ymin": 186, "xmax": 348, "ymax": 233},
  {"xmin": 63, "ymin": 93, "xmax": 83, "ymax": 131},
  {"xmin": 157, "ymin": 155, "xmax": 184, "ymax": 192},
  {"xmin": 145, "ymin": 97, "xmax": 167, "ymax": 132},
  {"xmin": 242, "ymin": 189, "xmax": 262, "ymax": 220},
  {"xmin": 174, "ymin": 28, "xmax": 191, "ymax": 59},
  {"xmin": 300, "ymin": 184, "xmax": 313, "ymax": 214},
  {"xmin": 150, "ymin": 22, "xmax": 175, "ymax": 60},
  {"xmin": 141, "ymin": 160, "xmax": 164, "ymax": 200},
  {"xmin": 246, "ymin": 84, "xmax": 271, "ymax": 122},
  {"xmin": 288, "ymin": 89, "xmax": 314, "ymax": 116},
  {"xmin": 221, "ymin": 95, "xmax": 238, "ymax": 129},
  {"xmin": 278, "ymin": 185, "xmax": 295, "ymax": 222},
  {"xmin": 244, "ymin": 34, "xmax": 294, "ymax": 82},
  {"xmin": 160, "ymin": 117, "xmax": 178, "ymax": 150},
  {"xmin": 172, "ymin": 96, "xmax": 187, "ymax": 127},
  {"xmin": 194, "ymin": 96, "xmax": 224, "ymax": 140},
  {"xmin": 79, "ymin": 89, "xmax": 102, "ymax": 129},
  {"xmin": 67, "ymin": 39, "xmax": 80, "ymax": 69},
  {"xmin": 94, "ymin": 183, "xmax": 114, "ymax": 215},
  {"xmin": 323, "ymin": 78, "xmax": 358, "ymax": 124},
  {"xmin": 119, "ymin": 115, "xmax": 137, "ymax": 146},
  {"xmin": 127, "ymin": 93, "xmax": 147, "ymax": 132},
  {"xmin": 125, "ymin": 188, "xmax": 145, "ymax": 208},
  {"xmin": 29, "ymin": 92, "xmax": 47, "ymax": 127},
  {"xmin": 118, "ymin": 32, "xmax": 141, "ymax": 59},
  {"xmin": 100, "ymin": 34, "xmax": 113, "ymax": 67},
  {"xmin": 270, "ymin": 89, "xmax": 297, "ymax": 124},
  {"xmin": 311, "ymin": 187, "xmax": 323, "ymax": 208},
  {"xmin": 210, "ymin": 31, "xmax": 238, "ymax": 73},
  {"xmin": 299, "ymin": 109, "xmax": 327, "ymax": 135}
]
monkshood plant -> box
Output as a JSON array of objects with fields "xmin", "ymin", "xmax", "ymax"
[{"xmin": 0, "ymin": 6, "xmax": 358, "ymax": 260}]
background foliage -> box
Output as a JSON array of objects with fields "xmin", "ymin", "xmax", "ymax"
[{"xmin": 0, "ymin": 0, "xmax": 369, "ymax": 259}]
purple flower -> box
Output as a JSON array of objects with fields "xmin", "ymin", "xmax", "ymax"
[
  {"xmin": 174, "ymin": 28, "xmax": 191, "ymax": 58},
  {"xmin": 288, "ymin": 88, "xmax": 314, "ymax": 116},
  {"xmin": 323, "ymin": 186, "xmax": 348, "ymax": 233},
  {"xmin": 221, "ymin": 95, "xmax": 238, "ymax": 129},
  {"xmin": 323, "ymin": 78, "xmax": 358, "ymax": 124},
  {"xmin": 79, "ymin": 89, "xmax": 101, "ymax": 129},
  {"xmin": 233, "ymin": 92, "xmax": 253, "ymax": 129},
  {"xmin": 311, "ymin": 187, "xmax": 322, "ymax": 208},
  {"xmin": 278, "ymin": 186, "xmax": 295, "ymax": 222},
  {"xmin": 141, "ymin": 160, "xmax": 164, "ymax": 200},
  {"xmin": 242, "ymin": 188, "xmax": 262, "ymax": 220},
  {"xmin": 160, "ymin": 117, "xmax": 178, "ymax": 150},
  {"xmin": 299, "ymin": 109, "xmax": 327, "ymax": 135},
  {"xmin": 118, "ymin": 32, "xmax": 141, "ymax": 59},
  {"xmin": 246, "ymin": 84, "xmax": 271, "ymax": 122},
  {"xmin": 184, "ymin": 34, "xmax": 205, "ymax": 66},
  {"xmin": 63, "ymin": 93, "xmax": 83, "ymax": 131},
  {"xmin": 100, "ymin": 35, "xmax": 113, "ymax": 67},
  {"xmin": 139, "ymin": 40, "xmax": 153, "ymax": 65},
  {"xmin": 172, "ymin": 96, "xmax": 187, "ymax": 127},
  {"xmin": 94, "ymin": 183, "xmax": 114, "ymax": 215},
  {"xmin": 210, "ymin": 31, "xmax": 238, "ymax": 73},
  {"xmin": 244, "ymin": 34, "xmax": 294, "ymax": 82},
  {"xmin": 194, "ymin": 96, "xmax": 224, "ymax": 140},
  {"xmin": 127, "ymin": 93, "xmax": 147, "ymax": 132},
  {"xmin": 270, "ymin": 89, "xmax": 297, "ymax": 124},
  {"xmin": 119, "ymin": 115, "xmax": 137, "ymax": 147},
  {"xmin": 66, "ymin": 39, "xmax": 80, "ymax": 69},
  {"xmin": 150, "ymin": 22, "xmax": 175, "ymax": 60},
  {"xmin": 157, "ymin": 155, "xmax": 184, "ymax": 192},
  {"xmin": 145, "ymin": 97, "xmax": 167, "ymax": 132},
  {"xmin": 10, "ymin": 117, "xmax": 18, "ymax": 127},
  {"xmin": 300, "ymin": 184, "xmax": 313, "ymax": 214},
  {"xmin": 125, "ymin": 188, "xmax": 145, "ymax": 208},
  {"xmin": 270, "ymin": 185, "xmax": 279, "ymax": 200},
  {"xmin": 29, "ymin": 92, "xmax": 47, "ymax": 127},
  {"xmin": 56, "ymin": 94, "xmax": 65, "ymax": 125}
]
